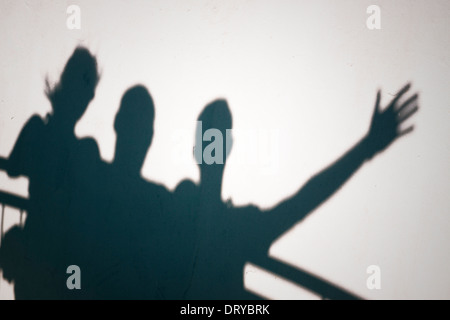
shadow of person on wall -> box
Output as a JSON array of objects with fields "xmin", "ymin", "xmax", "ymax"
[
  {"xmin": 171, "ymin": 84, "xmax": 418, "ymax": 299},
  {"xmin": 67, "ymin": 85, "xmax": 173, "ymax": 299},
  {"xmin": 0, "ymin": 43, "xmax": 419, "ymax": 300},
  {"xmin": 0, "ymin": 46, "xmax": 101, "ymax": 299}
]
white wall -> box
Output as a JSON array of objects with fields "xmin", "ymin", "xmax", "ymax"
[{"xmin": 0, "ymin": 0, "xmax": 449, "ymax": 299}]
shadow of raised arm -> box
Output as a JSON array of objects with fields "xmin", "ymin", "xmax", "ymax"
[{"xmin": 265, "ymin": 83, "xmax": 419, "ymax": 235}]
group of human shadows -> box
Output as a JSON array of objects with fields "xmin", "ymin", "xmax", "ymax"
[{"xmin": 0, "ymin": 47, "xmax": 418, "ymax": 300}]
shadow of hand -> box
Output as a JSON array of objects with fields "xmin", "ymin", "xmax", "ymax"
[{"xmin": 366, "ymin": 83, "xmax": 419, "ymax": 157}]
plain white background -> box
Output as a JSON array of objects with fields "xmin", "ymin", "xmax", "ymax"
[{"xmin": 0, "ymin": 0, "xmax": 449, "ymax": 299}]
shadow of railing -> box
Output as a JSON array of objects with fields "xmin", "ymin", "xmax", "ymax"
[
  {"xmin": 0, "ymin": 189, "xmax": 362, "ymax": 300},
  {"xmin": 251, "ymin": 256, "xmax": 363, "ymax": 300},
  {"xmin": 0, "ymin": 190, "xmax": 28, "ymax": 243}
]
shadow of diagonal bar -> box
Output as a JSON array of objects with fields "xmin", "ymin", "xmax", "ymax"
[{"xmin": 253, "ymin": 256, "xmax": 363, "ymax": 300}]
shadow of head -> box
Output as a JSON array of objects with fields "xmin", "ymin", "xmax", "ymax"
[
  {"xmin": 114, "ymin": 85, "xmax": 155, "ymax": 174},
  {"xmin": 195, "ymin": 99, "xmax": 233, "ymax": 184},
  {"xmin": 45, "ymin": 46, "xmax": 100, "ymax": 125}
]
